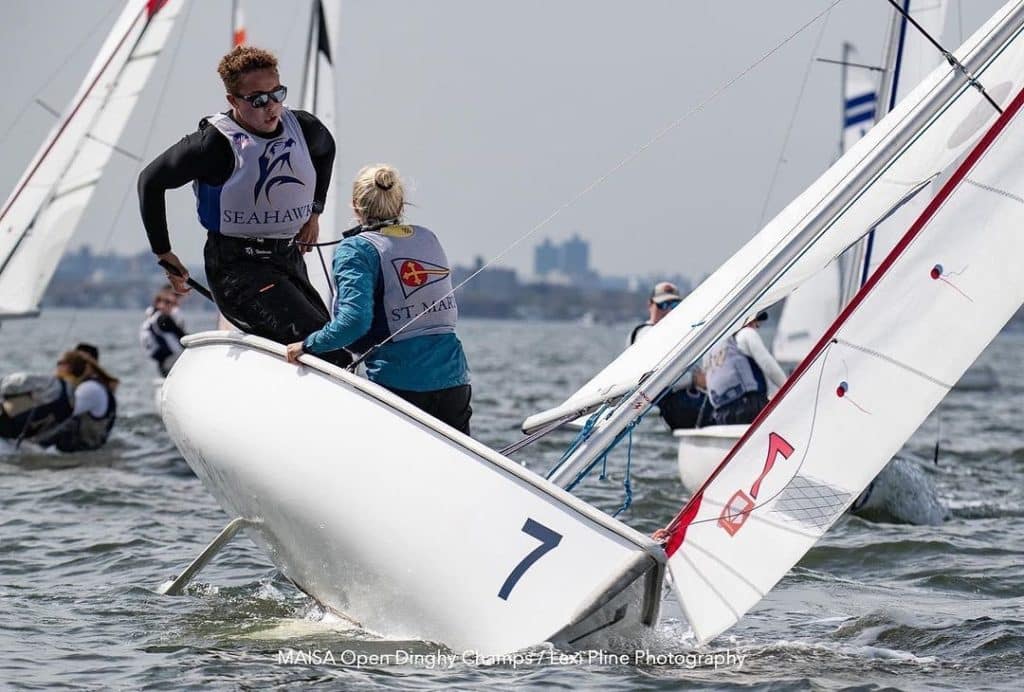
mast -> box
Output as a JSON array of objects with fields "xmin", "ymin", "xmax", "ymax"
[
  {"xmin": 299, "ymin": 0, "xmax": 340, "ymax": 308},
  {"xmin": 547, "ymin": 2, "xmax": 1024, "ymax": 489},
  {"xmin": 841, "ymin": 0, "xmax": 913, "ymax": 305}
]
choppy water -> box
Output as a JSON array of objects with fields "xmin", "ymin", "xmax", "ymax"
[{"xmin": 1, "ymin": 309, "xmax": 1022, "ymax": 690}]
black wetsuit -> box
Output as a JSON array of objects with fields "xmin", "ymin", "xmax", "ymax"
[{"xmin": 138, "ymin": 110, "xmax": 351, "ymax": 366}]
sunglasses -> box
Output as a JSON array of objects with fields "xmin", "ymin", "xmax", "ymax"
[
  {"xmin": 655, "ymin": 299, "xmax": 681, "ymax": 311},
  {"xmin": 235, "ymin": 85, "xmax": 287, "ymax": 108},
  {"xmin": 155, "ymin": 297, "xmax": 177, "ymax": 306}
]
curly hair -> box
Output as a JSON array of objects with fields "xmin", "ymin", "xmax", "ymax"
[{"xmin": 217, "ymin": 46, "xmax": 278, "ymax": 94}]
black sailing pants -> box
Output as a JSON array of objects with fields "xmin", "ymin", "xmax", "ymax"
[
  {"xmin": 710, "ymin": 391, "xmax": 768, "ymax": 426},
  {"xmin": 387, "ymin": 384, "xmax": 472, "ymax": 436},
  {"xmin": 204, "ymin": 234, "xmax": 351, "ymax": 367}
]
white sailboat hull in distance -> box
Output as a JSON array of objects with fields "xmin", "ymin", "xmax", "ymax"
[{"xmin": 160, "ymin": 332, "xmax": 664, "ymax": 655}]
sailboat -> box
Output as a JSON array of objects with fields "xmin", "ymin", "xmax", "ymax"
[
  {"xmin": 674, "ymin": 1, "xmax": 954, "ymax": 525},
  {"xmin": 163, "ymin": 1, "xmax": 1024, "ymax": 653},
  {"xmin": 0, "ymin": 0, "xmax": 184, "ymax": 324}
]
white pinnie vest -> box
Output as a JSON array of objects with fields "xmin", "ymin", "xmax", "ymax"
[
  {"xmin": 139, "ymin": 307, "xmax": 186, "ymax": 371},
  {"xmin": 702, "ymin": 333, "xmax": 765, "ymax": 408},
  {"xmin": 349, "ymin": 225, "xmax": 458, "ymax": 353},
  {"xmin": 195, "ymin": 108, "xmax": 317, "ymax": 239}
]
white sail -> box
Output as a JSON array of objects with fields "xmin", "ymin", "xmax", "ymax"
[
  {"xmin": 0, "ymin": 0, "xmax": 185, "ymax": 318},
  {"xmin": 666, "ymin": 80, "xmax": 1024, "ymax": 644},
  {"xmin": 524, "ymin": 1, "xmax": 1024, "ymax": 435},
  {"xmin": 770, "ymin": 261, "xmax": 842, "ymax": 365},
  {"xmin": 300, "ymin": 0, "xmax": 342, "ymax": 309}
]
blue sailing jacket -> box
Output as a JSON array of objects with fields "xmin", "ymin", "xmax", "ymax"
[{"xmin": 303, "ymin": 234, "xmax": 470, "ymax": 392}]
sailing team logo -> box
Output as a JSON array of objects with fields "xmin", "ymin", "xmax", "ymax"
[
  {"xmin": 392, "ymin": 257, "xmax": 450, "ymax": 298},
  {"xmin": 253, "ymin": 138, "xmax": 304, "ymax": 203}
]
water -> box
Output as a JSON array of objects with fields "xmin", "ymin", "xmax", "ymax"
[{"xmin": 1, "ymin": 309, "xmax": 1022, "ymax": 690}]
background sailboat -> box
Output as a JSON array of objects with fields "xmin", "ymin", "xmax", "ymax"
[{"xmin": 0, "ymin": 0, "xmax": 184, "ymax": 323}]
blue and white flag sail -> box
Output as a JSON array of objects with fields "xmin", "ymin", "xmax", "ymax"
[{"xmin": 842, "ymin": 43, "xmax": 879, "ymax": 152}]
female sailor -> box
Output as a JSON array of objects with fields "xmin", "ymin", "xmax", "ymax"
[
  {"xmin": 137, "ymin": 45, "xmax": 349, "ymax": 366},
  {"xmin": 286, "ymin": 165, "xmax": 472, "ymax": 434},
  {"xmin": 35, "ymin": 348, "xmax": 119, "ymax": 453}
]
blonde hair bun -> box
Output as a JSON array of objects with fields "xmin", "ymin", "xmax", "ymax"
[{"xmin": 353, "ymin": 164, "xmax": 405, "ymax": 223}]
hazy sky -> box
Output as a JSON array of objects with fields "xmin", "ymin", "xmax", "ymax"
[{"xmin": 0, "ymin": 0, "xmax": 1007, "ymax": 280}]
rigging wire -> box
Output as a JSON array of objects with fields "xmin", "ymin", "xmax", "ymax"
[
  {"xmin": 0, "ymin": 1, "xmax": 122, "ymax": 153},
  {"xmin": 885, "ymin": 0, "xmax": 1004, "ymax": 114},
  {"xmin": 347, "ymin": 0, "xmax": 847, "ymax": 372},
  {"xmin": 755, "ymin": 7, "xmax": 835, "ymax": 228}
]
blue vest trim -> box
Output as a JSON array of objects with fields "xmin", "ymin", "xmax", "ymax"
[{"xmin": 196, "ymin": 182, "xmax": 222, "ymax": 232}]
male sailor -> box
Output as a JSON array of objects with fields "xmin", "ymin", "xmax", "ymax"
[
  {"xmin": 140, "ymin": 285, "xmax": 187, "ymax": 376},
  {"xmin": 702, "ymin": 311, "xmax": 788, "ymax": 425},
  {"xmin": 629, "ymin": 281, "xmax": 707, "ymax": 429},
  {"xmin": 35, "ymin": 345, "xmax": 119, "ymax": 452},
  {"xmin": 137, "ymin": 45, "xmax": 349, "ymax": 366}
]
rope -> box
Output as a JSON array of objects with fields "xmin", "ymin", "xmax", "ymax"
[
  {"xmin": 612, "ymin": 424, "xmax": 636, "ymax": 518},
  {"xmin": 560, "ymin": 406, "xmax": 646, "ymax": 517},
  {"xmin": 346, "ymin": 0, "xmax": 846, "ymax": 371},
  {"xmin": 545, "ymin": 405, "xmax": 606, "ymax": 480}
]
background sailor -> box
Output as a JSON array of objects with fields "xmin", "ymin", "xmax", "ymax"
[
  {"xmin": 628, "ymin": 281, "xmax": 707, "ymax": 429},
  {"xmin": 140, "ymin": 285, "xmax": 187, "ymax": 376},
  {"xmin": 702, "ymin": 311, "xmax": 787, "ymax": 425}
]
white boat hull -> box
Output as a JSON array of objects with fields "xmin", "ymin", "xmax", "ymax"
[
  {"xmin": 674, "ymin": 425, "xmax": 946, "ymax": 524},
  {"xmin": 161, "ymin": 332, "xmax": 664, "ymax": 655}
]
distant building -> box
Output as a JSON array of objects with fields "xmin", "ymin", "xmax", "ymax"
[
  {"xmin": 533, "ymin": 233, "xmax": 593, "ymax": 282},
  {"xmin": 533, "ymin": 238, "xmax": 560, "ymax": 276},
  {"xmin": 561, "ymin": 234, "xmax": 589, "ymax": 277}
]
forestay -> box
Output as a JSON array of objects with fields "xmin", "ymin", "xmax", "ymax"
[
  {"xmin": 0, "ymin": 0, "xmax": 184, "ymax": 318},
  {"xmin": 665, "ymin": 78, "xmax": 1024, "ymax": 644},
  {"xmin": 524, "ymin": 0, "xmax": 1024, "ymax": 436}
]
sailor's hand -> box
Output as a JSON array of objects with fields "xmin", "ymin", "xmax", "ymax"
[
  {"xmin": 294, "ymin": 214, "xmax": 320, "ymax": 254},
  {"xmin": 158, "ymin": 251, "xmax": 191, "ymax": 295},
  {"xmin": 285, "ymin": 342, "xmax": 305, "ymax": 363},
  {"xmin": 693, "ymin": 368, "xmax": 707, "ymax": 390},
  {"xmin": 652, "ymin": 528, "xmax": 671, "ymax": 543}
]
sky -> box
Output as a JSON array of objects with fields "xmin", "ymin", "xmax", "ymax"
[{"xmin": 0, "ymin": 0, "xmax": 1008, "ymax": 281}]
